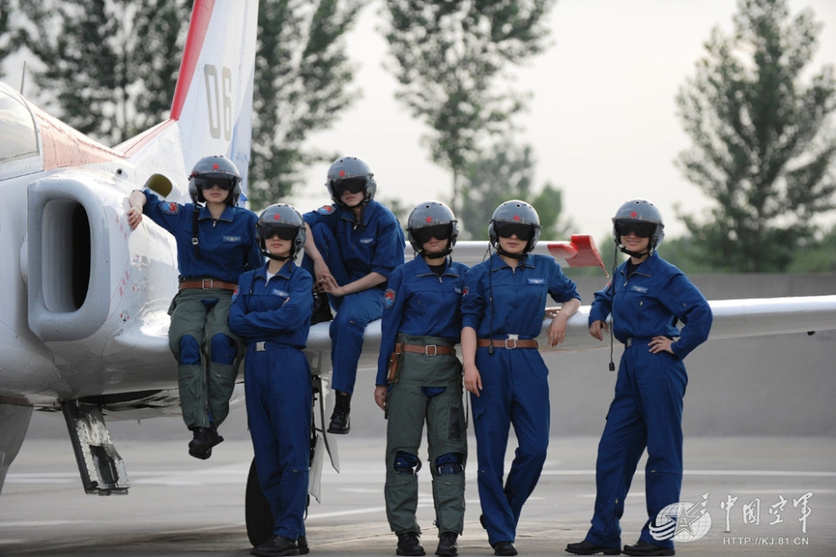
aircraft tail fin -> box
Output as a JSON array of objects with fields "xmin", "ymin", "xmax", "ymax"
[{"xmin": 170, "ymin": 0, "xmax": 258, "ymax": 199}]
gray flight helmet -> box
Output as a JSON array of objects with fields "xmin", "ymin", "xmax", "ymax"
[
  {"xmin": 406, "ymin": 200, "xmax": 459, "ymax": 254},
  {"xmin": 325, "ymin": 156, "xmax": 377, "ymax": 207},
  {"xmin": 612, "ymin": 199, "xmax": 665, "ymax": 251},
  {"xmin": 257, "ymin": 203, "xmax": 307, "ymax": 259},
  {"xmin": 188, "ymin": 155, "xmax": 242, "ymax": 205},
  {"xmin": 489, "ymin": 199, "xmax": 541, "ymax": 253}
]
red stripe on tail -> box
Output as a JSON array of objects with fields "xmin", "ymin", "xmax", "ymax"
[{"xmin": 170, "ymin": 0, "xmax": 215, "ymax": 120}]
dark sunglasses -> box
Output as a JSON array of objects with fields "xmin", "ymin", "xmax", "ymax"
[
  {"xmin": 494, "ymin": 222, "xmax": 534, "ymax": 241},
  {"xmin": 195, "ymin": 177, "xmax": 235, "ymax": 191},
  {"xmin": 260, "ymin": 224, "xmax": 298, "ymax": 241},
  {"xmin": 334, "ymin": 177, "xmax": 366, "ymax": 196},
  {"xmin": 615, "ymin": 221, "xmax": 655, "ymax": 238},
  {"xmin": 412, "ymin": 224, "xmax": 452, "ymax": 245}
]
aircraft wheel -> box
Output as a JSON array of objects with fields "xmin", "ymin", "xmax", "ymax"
[{"xmin": 245, "ymin": 458, "xmax": 274, "ymax": 547}]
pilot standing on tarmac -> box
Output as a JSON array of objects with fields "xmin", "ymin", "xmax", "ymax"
[
  {"xmin": 566, "ymin": 200, "xmax": 712, "ymax": 557},
  {"xmin": 375, "ymin": 201, "xmax": 468, "ymax": 557},
  {"xmin": 127, "ymin": 155, "xmax": 261, "ymax": 459},
  {"xmin": 461, "ymin": 200, "xmax": 581, "ymax": 557},
  {"xmin": 302, "ymin": 156, "xmax": 405, "ymax": 435},
  {"xmin": 229, "ymin": 203, "xmax": 313, "ymax": 557}
]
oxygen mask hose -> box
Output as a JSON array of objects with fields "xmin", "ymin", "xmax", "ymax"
[{"xmin": 608, "ymin": 241, "xmax": 617, "ymax": 371}]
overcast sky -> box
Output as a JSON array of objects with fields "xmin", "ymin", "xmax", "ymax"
[
  {"xmin": 3, "ymin": 1, "xmax": 834, "ymax": 240},
  {"xmin": 299, "ymin": 0, "xmax": 836, "ymax": 239}
]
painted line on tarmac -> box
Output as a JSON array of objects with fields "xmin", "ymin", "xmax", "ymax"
[{"xmin": 540, "ymin": 469, "xmax": 836, "ymax": 477}]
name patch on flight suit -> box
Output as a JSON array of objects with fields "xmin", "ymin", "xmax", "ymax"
[
  {"xmin": 630, "ymin": 285, "xmax": 648, "ymax": 293},
  {"xmin": 527, "ymin": 278, "xmax": 545, "ymax": 285},
  {"xmin": 271, "ymin": 289, "xmax": 289, "ymax": 297},
  {"xmin": 160, "ymin": 201, "xmax": 180, "ymax": 215},
  {"xmin": 384, "ymin": 288, "xmax": 396, "ymax": 308},
  {"xmin": 223, "ymin": 235, "xmax": 241, "ymax": 242},
  {"xmin": 359, "ymin": 237, "xmax": 374, "ymax": 244},
  {"xmin": 317, "ymin": 204, "xmax": 336, "ymax": 215}
]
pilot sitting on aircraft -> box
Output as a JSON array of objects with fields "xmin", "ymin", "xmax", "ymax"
[
  {"xmin": 127, "ymin": 155, "xmax": 261, "ymax": 460},
  {"xmin": 230, "ymin": 203, "xmax": 313, "ymax": 557},
  {"xmin": 301, "ymin": 156, "xmax": 405, "ymax": 435}
]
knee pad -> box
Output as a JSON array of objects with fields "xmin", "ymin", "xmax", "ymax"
[
  {"xmin": 393, "ymin": 451, "xmax": 421, "ymax": 475},
  {"xmin": 435, "ymin": 453, "xmax": 464, "ymax": 475},
  {"xmin": 178, "ymin": 335, "xmax": 201, "ymax": 365},
  {"xmin": 210, "ymin": 333, "xmax": 236, "ymax": 364},
  {"xmin": 421, "ymin": 386, "xmax": 446, "ymax": 398}
]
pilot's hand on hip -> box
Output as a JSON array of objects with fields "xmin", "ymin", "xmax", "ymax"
[
  {"xmin": 649, "ymin": 336, "xmax": 674, "ymax": 354},
  {"xmin": 589, "ymin": 320, "xmax": 607, "ymax": 341}
]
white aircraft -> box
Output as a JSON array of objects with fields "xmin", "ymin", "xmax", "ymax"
[{"xmin": 1, "ymin": 0, "xmax": 835, "ymax": 549}]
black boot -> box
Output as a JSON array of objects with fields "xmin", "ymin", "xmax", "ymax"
[
  {"xmin": 566, "ymin": 540, "xmax": 621, "ymax": 555},
  {"xmin": 622, "ymin": 540, "xmax": 674, "ymax": 556},
  {"xmin": 188, "ymin": 426, "xmax": 223, "ymax": 460},
  {"xmin": 297, "ymin": 536, "xmax": 309, "ymax": 555},
  {"xmin": 311, "ymin": 292, "xmax": 333, "ymax": 324},
  {"xmin": 396, "ymin": 531, "xmax": 425, "ymax": 556},
  {"xmin": 327, "ymin": 391, "xmax": 351, "ymax": 434},
  {"xmin": 251, "ymin": 535, "xmax": 299, "ymax": 556},
  {"xmin": 436, "ymin": 532, "xmax": 458, "ymax": 556},
  {"xmin": 492, "ymin": 541, "xmax": 517, "ymax": 556}
]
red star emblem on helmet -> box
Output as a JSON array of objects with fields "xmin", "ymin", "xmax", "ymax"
[
  {"xmin": 273, "ymin": 214, "xmax": 281, "ymax": 220},
  {"xmin": 425, "ymin": 216, "xmax": 433, "ymax": 223},
  {"xmin": 630, "ymin": 211, "xmax": 638, "ymax": 218},
  {"xmin": 212, "ymin": 163, "xmax": 220, "ymax": 170},
  {"xmin": 513, "ymin": 215, "xmax": 521, "ymax": 221},
  {"xmin": 339, "ymin": 169, "xmax": 346, "ymax": 177}
]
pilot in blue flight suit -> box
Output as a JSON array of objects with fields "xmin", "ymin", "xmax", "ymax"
[
  {"xmin": 374, "ymin": 201, "xmax": 468, "ymax": 557},
  {"xmin": 461, "ymin": 200, "xmax": 581, "ymax": 557},
  {"xmin": 566, "ymin": 200, "xmax": 712, "ymax": 557},
  {"xmin": 229, "ymin": 203, "xmax": 313, "ymax": 557},
  {"xmin": 302, "ymin": 156, "xmax": 405, "ymax": 435},
  {"xmin": 128, "ymin": 155, "xmax": 261, "ymax": 460}
]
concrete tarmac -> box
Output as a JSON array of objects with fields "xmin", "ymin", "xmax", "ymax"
[{"xmin": 1, "ymin": 436, "xmax": 834, "ymax": 556}]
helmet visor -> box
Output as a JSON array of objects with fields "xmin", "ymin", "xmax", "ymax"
[
  {"xmin": 412, "ymin": 223, "xmax": 452, "ymax": 245},
  {"xmin": 333, "ymin": 177, "xmax": 366, "ymax": 196},
  {"xmin": 194, "ymin": 176, "xmax": 236, "ymax": 191},
  {"xmin": 615, "ymin": 221, "xmax": 655, "ymax": 238},
  {"xmin": 494, "ymin": 222, "xmax": 534, "ymax": 241},
  {"xmin": 260, "ymin": 224, "xmax": 298, "ymax": 241}
]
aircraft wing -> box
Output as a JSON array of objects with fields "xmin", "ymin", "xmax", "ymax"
[{"xmin": 305, "ymin": 295, "xmax": 836, "ymax": 374}]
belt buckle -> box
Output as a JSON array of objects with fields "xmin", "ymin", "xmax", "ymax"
[
  {"xmin": 424, "ymin": 344, "xmax": 438, "ymax": 356},
  {"xmin": 201, "ymin": 278, "xmax": 213, "ymax": 289},
  {"xmin": 504, "ymin": 334, "xmax": 519, "ymax": 350},
  {"xmin": 256, "ymin": 341, "xmax": 266, "ymax": 352}
]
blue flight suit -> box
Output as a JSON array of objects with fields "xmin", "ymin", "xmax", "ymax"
[
  {"xmin": 377, "ymin": 257, "xmax": 470, "ymax": 535},
  {"xmin": 229, "ymin": 262, "xmax": 313, "ymax": 541},
  {"xmin": 303, "ymin": 200, "xmax": 405, "ymax": 394},
  {"xmin": 461, "ymin": 253, "xmax": 580, "ymax": 546},
  {"xmin": 142, "ymin": 189, "xmax": 261, "ymax": 428},
  {"xmin": 584, "ymin": 252, "xmax": 712, "ymax": 551}
]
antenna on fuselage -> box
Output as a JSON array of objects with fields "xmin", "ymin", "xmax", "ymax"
[{"xmin": 18, "ymin": 61, "xmax": 26, "ymax": 95}]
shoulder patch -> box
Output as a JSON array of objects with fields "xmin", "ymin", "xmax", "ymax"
[
  {"xmin": 383, "ymin": 288, "xmax": 396, "ymax": 308},
  {"xmin": 317, "ymin": 204, "xmax": 336, "ymax": 215},
  {"xmin": 160, "ymin": 201, "xmax": 180, "ymax": 215}
]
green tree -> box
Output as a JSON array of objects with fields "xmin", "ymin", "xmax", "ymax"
[
  {"xmin": 382, "ymin": 0, "xmax": 556, "ymax": 216},
  {"xmin": 458, "ymin": 140, "xmax": 572, "ymax": 241},
  {"xmin": 788, "ymin": 224, "xmax": 836, "ymax": 272},
  {"xmin": 0, "ymin": 0, "xmax": 14, "ymax": 79},
  {"xmin": 18, "ymin": 0, "xmax": 189, "ymax": 144},
  {"xmin": 248, "ymin": 0, "xmax": 362, "ymax": 209},
  {"xmin": 676, "ymin": 0, "xmax": 836, "ymax": 272}
]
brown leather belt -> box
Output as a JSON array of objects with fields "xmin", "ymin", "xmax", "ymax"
[
  {"xmin": 179, "ymin": 278, "xmax": 238, "ymax": 291},
  {"xmin": 478, "ymin": 338, "xmax": 538, "ymax": 349},
  {"xmin": 402, "ymin": 343, "xmax": 455, "ymax": 356}
]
